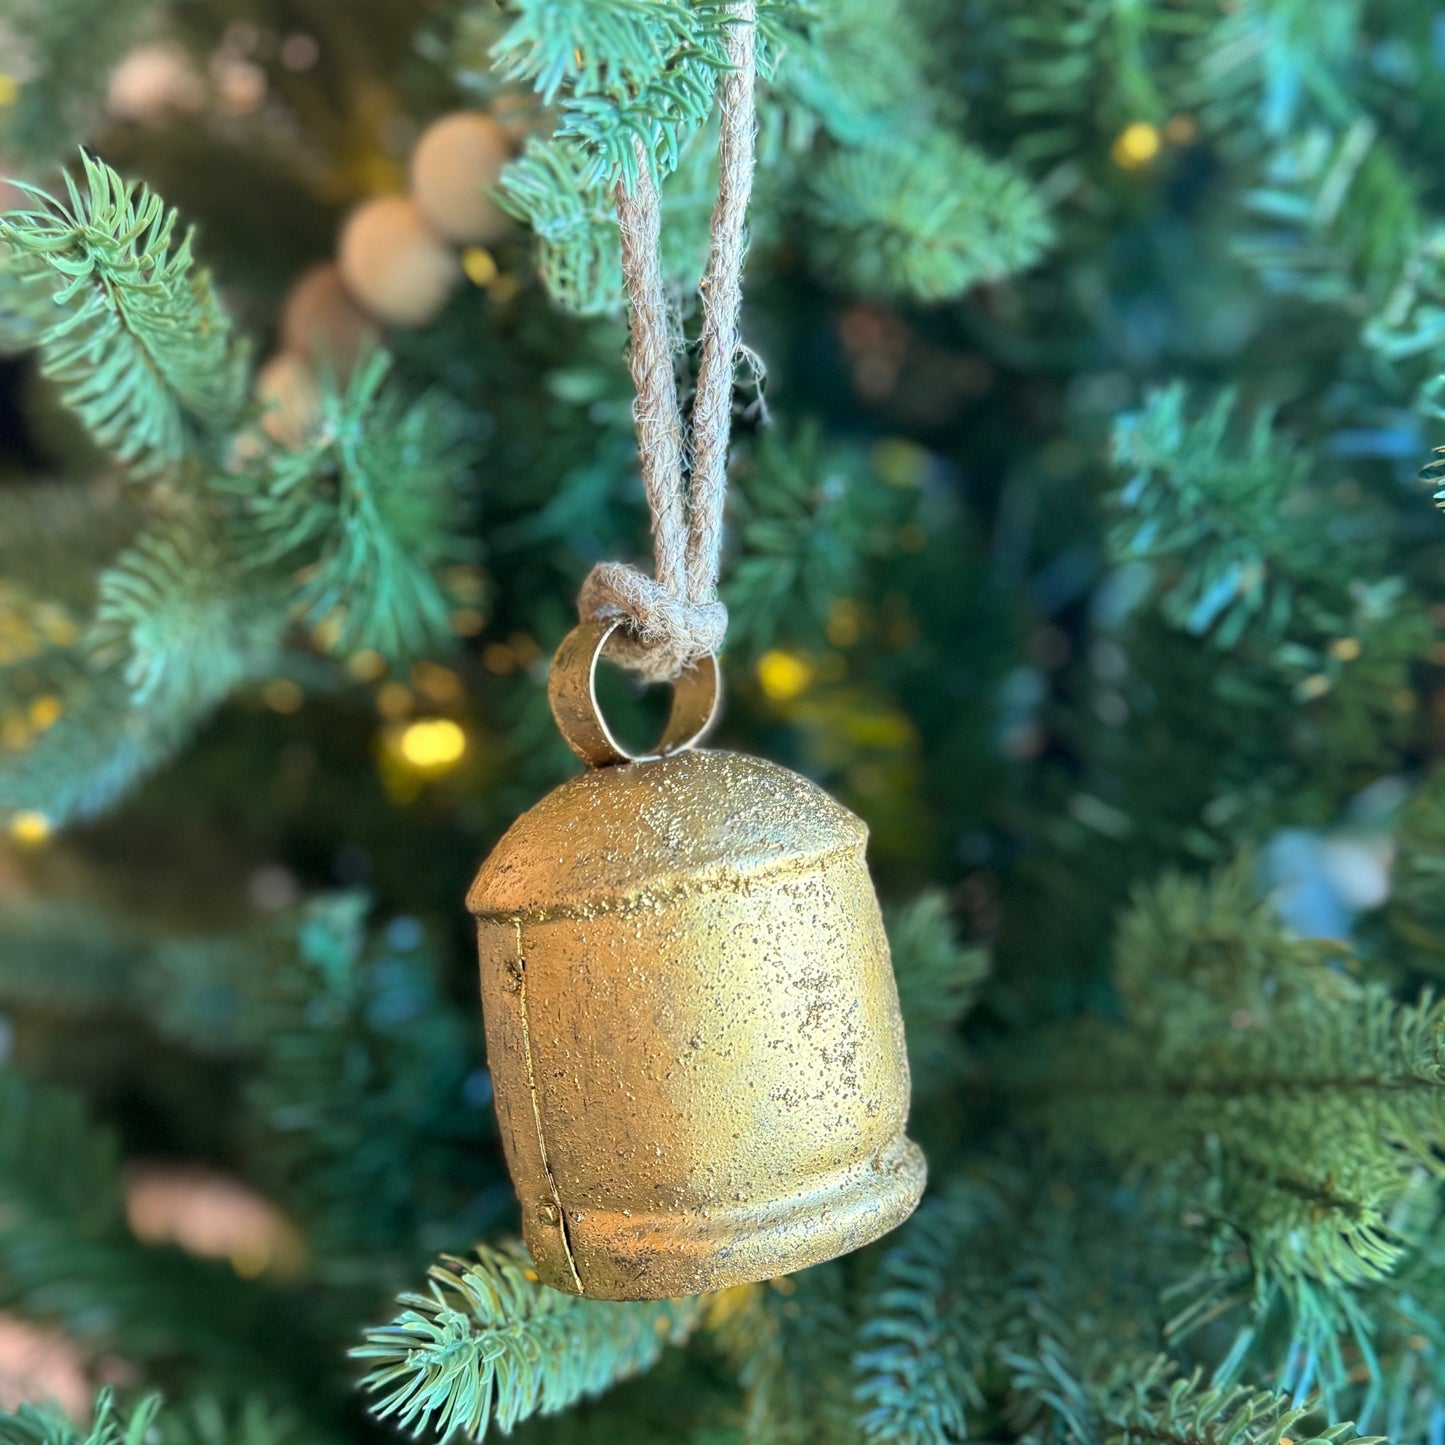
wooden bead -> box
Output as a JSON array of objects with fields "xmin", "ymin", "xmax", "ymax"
[
  {"xmin": 280, "ymin": 262, "xmax": 377, "ymax": 378},
  {"xmin": 337, "ymin": 195, "xmax": 459, "ymax": 329},
  {"xmin": 410, "ymin": 111, "xmax": 512, "ymax": 245},
  {"xmin": 255, "ymin": 353, "xmax": 321, "ymax": 449},
  {"xmin": 106, "ymin": 42, "xmax": 206, "ymax": 123},
  {"xmin": 0, "ymin": 1315, "xmax": 90, "ymax": 1419}
]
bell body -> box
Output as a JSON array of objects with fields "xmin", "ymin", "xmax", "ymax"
[{"xmin": 467, "ymin": 748, "xmax": 925, "ymax": 1300}]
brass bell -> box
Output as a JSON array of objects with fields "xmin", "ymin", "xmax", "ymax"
[{"xmin": 467, "ymin": 621, "xmax": 925, "ymax": 1300}]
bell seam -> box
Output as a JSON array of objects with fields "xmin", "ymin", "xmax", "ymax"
[{"xmin": 513, "ymin": 917, "xmax": 585, "ymax": 1294}]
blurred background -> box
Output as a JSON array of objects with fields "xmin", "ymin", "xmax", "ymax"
[{"xmin": 5, "ymin": 1, "xmax": 1445, "ymax": 1442}]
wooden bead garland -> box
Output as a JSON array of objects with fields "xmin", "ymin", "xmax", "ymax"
[{"xmin": 253, "ymin": 99, "xmax": 531, "ymax": 449}]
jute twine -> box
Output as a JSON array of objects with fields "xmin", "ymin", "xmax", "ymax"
[{"xmin": 578, "ymin": 1, "xmax": 757, "ymax": 682}]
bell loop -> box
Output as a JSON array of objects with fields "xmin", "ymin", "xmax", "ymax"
[{"xmin": 547, "ymin": 620, "xmax": 721, "ymax": 769}]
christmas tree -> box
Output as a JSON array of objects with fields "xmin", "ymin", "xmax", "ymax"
[{"xmin": 3, "ymin": 0, "xmax": 1445, "ymax": 1439}]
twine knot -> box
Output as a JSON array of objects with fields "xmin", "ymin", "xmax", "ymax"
[{"xmin": 579, "ymin": 563, "xmax": 729, "ymax": 683}]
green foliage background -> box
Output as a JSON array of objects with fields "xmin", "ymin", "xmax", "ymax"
[{"xmin": 4, "ymin": 0, "xmax": 1445, "ymax": 1440}]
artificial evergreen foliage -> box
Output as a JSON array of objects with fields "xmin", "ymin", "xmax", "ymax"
[
  {"xmin": 354, "ymin": 1247, "xmax": 702, "ymax": 1439},
  {"xmin": 230, "ymin": 351, "xmax": 478, "ymax": 662},
  {"xmin": 809, "ymin": 137, "xmax": 1052, "ymax": 303},
  {"xmin": 0, "ymin": 153, "xmax": 247, "ymax": 471},
  {"xmin": 9, "ymin": 0, "xmax": 1445, "ymax": 1442}
]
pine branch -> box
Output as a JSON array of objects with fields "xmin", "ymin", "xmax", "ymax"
[
  {"xmin": 499, "ymin": 143, "xmax": 621, "ymax": 316},
  {"xmin": 0, "ymin": 1069, "xmax": 334, "ymax": 1386},
  {"xmin": 1104, "ymin": 1372, "xmax": 1382, "ymax": 1445},
  {"xmin": 156, "ymin": 1396, "xmax": 334, "ymax": 1445},
  {"xmin": 1185, "ymin": 0, "xmax": 1363, "ymax": 147},
  {"xmin": 0, "ymin": 241, "xmax": 55, "ymax": 353},
  {"xmin": 0, "ymin": 486, "xmax": 278, "ymax": 827},
  {"xmin": 0, "ymin": 1391, "xmax": 327, "ymax": 1445},
  {"xmin": 851, "ymin": 1168, "xmax": 1189, "ymax": 1445},
  {"xmin": 1108, "ymin": 385, "xmax": 1428, "ymax": 723},
  {"xmin": 1382, "ymin": 767, "xmax": 1445, "ymax": 979},
  {"xmin": 853, "ymin": 1196, "xmax": 991, "ymax": 1444},
  {"xmin": 710, "ymin": 1265, "xmax": 861, "ymax": 1445},
  {"xmin": 1109, "ymin": 386, "xmax": 1316, "ymax": 646},
  {"xmin": 0, "ymin": 1070, "xmax": 125, "ymax": 1237},
  {"xmin": 91, "ymin": 512, "xmax": 287, "ymax": 710},
  {"xmin": 1236, "ymin": 122, "xmax": 1420, "ymax": 319},
  {"xmin": 490, "ymin": 0, "xmax": 713, "ymax": 106},
  {"xmin": 807, "ymin": 136, "xmax": 1052, "ymax": 303},
  {"xmin": 0, "ymin": 898, "xmax": 260, "ymax": 1054},
  {"xmin": 1032, "ymin": 865, "xmax": 1445, "ymax": 1298},
  {"xmin": 490, "ymin": 0, "xmax": 733, "ymax": 188},
  {"xmin": 0, "ymin": 650, "xmax": 194, "ymax": 823},
  {"xmin": 724, "ymin": 424, "xmax": 912, "ymax": 657},
  {"xmin": 886, "ymin": 893, "xmax": 989, "ymax": 1096},
  {"xmin": 353, "ymin": 1244, "xmax": 702, "ymax": 1440},
  {"xmin": 0, "ymin": 152, "xmax": 248, "ymax": 472},
  {"xmin": 241, "ymin": 894, "xmax": 493, "ymax": 1264},
  {"xmin": 764, "ymin": 0, "xmax": 936, "ymax": 151},
  {"xmin": 0, "ymin": 1392, "xmax": 161, "ymax": 1445},
  {"xmin": 500, "ymin": 112, "xmax": 721, "ymax": 316},
  {"xmin": 231, "ymin": 350, "xmax": 477, "ymax": 662},
  {"xmin": 998, "ymin": 0, "xmax": 1205, "ymax": 164}
]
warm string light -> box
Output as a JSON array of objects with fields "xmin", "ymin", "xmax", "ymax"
[
  {"xmin": 757, "ymin": 650, "xmax": 814, "ymax": 702},
  {"xmin": 396, "ymin": 717, "xmax": 467, "ymax": 770},
  {"xmin": 9, "ymin": 812, "xmax": 50, "ymax": 847},
  {"xmin": 1110, "ymin": 114, "xmax": 1199, "ymax": 170},
  {"xmin": 1112, "ymin": 121, "xmax": 1162, "ymax": 169}
]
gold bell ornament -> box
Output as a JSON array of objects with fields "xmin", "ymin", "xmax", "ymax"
[
  {"xmin": 467, "ymin": 623, "xmax": 926, "ymax": 1300},
  {"xmin": 466, "ymin": 0, "xmax": 923, "ymax": 1300}
]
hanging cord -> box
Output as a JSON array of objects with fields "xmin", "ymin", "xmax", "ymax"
[{"xmin": 579, "ymin": 1, "xmax": 758, "ymax": 682}]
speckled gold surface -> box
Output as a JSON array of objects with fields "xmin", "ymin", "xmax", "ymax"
[{"xmin": 468, "ymin": 749, "xmax": 926, "ymax": 1300}]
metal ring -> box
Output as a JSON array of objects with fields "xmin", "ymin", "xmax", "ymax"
[{"xmin": 547, "ymin": 620, "xmax": 722, "ymax": 768}]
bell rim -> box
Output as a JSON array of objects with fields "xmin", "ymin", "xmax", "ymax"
[{"xmin": 524, "ymin": 1134, "xmax": 927, "ymax": 1300}]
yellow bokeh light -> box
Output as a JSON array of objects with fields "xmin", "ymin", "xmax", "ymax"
[
  {"xmin": 827, "ymin": 598, "xmax": 861, "ymax": 649},
  {"xmin": 0, "ymin": 75, "xmax": 18, "ymax": 109},
  {"xmin": 10, "ymin": 811, "xmax": 51, "ymax": 846},
  {"xmin": 347, "ymin": 649, "xmax": 387, "ymax": 682},
  {"xmin": 702, "ymin": 1282, "xmax": 761, "ymax": 1331},
  {"xmin": 483, "ymin": 642, "xmax": 516, "ymax": 675},
  {"xmin": 445, "ymin": 565, "xmax": 486, "ymax": 604},
  {"xmin": 462, "ymin": 246, "xmax": 499, "ymax": 287},
  {"xmin": 398, "ymin": 717, "xmax": 468, "ymax": 770},
  {"xmin": 376, "ymin": 681, "xmax": 414, "ymax": 720},
  {"xmin": 262, "ymin": 679, "xmax": 304, "ymax": 714},
  {"xmin": 1330, "ymin": 636, "xmax": 1362, "ymax": 662},
  {"xmin": 310, "ymin": 609, "xmax": 345, "ymax": 653},
  {"xmin": 872, "ymin": 438, "xmax": 929, "ymax": 489},
  {"xmin": 412, "ymin": 660, "xmax": 465, "ymax": 705},
  {"xmin": 28, "ymin": 695, "xmax": 63, "ymax": 731},
  {"xmin": 1164, "ymin": 112, "xmax": 1197, "ymax": 145},
  {"xmin": 757, "ymin": 650, "xmax": 814, "ymax": 702},
  {"xmin": 1112, "ymin": 121, "xmax": 1162, "ymax": 169}
]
